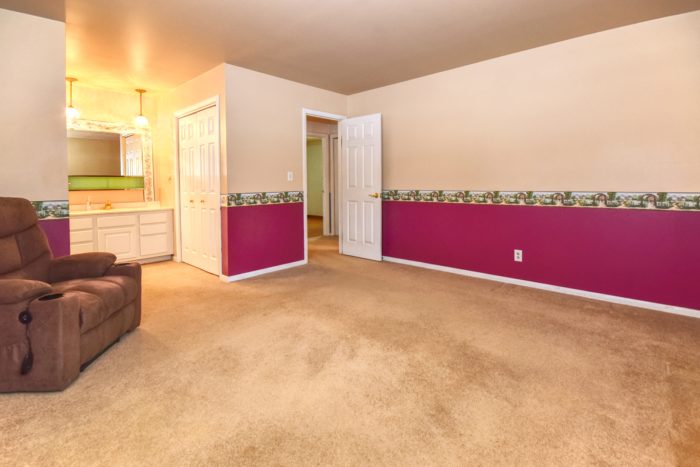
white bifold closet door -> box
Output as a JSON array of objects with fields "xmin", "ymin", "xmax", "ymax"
[
  {"xmin": 178, "ymin": 105, "xmax": 220, "ymax": 275},
  {"xmin": 339, "ymin": 113, "xmax": 382, "ymax": 261}
]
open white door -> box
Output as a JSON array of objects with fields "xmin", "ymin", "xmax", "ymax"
[{"xmin": 339, "ymin": 113, "xmax": 382, "ymax": 261}]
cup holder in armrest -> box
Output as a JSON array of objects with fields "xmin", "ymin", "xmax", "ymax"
[{"xmin": 38, "ymin": 293, "xmax": 64, "ymax": 301}]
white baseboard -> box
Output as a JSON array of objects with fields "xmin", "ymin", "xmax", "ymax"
[
  {"xmin": 383, "ymin": 256, "xmax": 699, "ymax": 319},
  {"xmin": 220, "ymin": 260, "xmax": 306, "ymax": 282}
]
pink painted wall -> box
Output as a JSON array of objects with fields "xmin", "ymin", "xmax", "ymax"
[
  {"xmin": 221, "ymin": 203, "xmax": 304, "ymax": 276},
  {"xmin": 383, "ymin": 201, "xmax": 700, "ymax": 310},
  {"xmin": 38, "ymin": 219, "xmax": 70, "ymax": 258}
]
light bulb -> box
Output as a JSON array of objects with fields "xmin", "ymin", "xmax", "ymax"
[
  {"xmin": 134, "ymin": 114, "xmax": 149, "ymax": 127},
  {"xmin": 66, "ymin": 106, "xmax": 80, "ymax": 121}
]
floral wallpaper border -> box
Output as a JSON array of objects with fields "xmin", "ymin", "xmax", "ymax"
[
  {"xmin": 32, "ymin": 200, "xmax": 70, "ymax": 219},
  {"xmin": 381, "ymin": 190, "xmax": 700, "ymax": 211},
  {"xmin": 221, "ymin": 192, "xmax": 304, "ymax": 207}
]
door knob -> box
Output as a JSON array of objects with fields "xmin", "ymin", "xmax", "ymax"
[{"xmin": 368, "ymin": 193, "xmax": 380, "ymax": 198}]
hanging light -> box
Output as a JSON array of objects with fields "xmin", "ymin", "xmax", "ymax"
[
  {"xmin": 65, "ymin": 77, "xmax": 80, "ymax": 121},
  {"xmin": 134, "ymin": 89, "xmax": 149, "ymax": 127}
]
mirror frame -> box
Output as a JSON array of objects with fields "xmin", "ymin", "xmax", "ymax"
[{"xmin": 67, "ymin": 119, "xmax": 155, "ymax": 202}]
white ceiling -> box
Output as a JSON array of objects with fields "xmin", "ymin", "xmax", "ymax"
[{"xmin": 2, "ymin": 0, "xmax": 699, "ymax": 94}]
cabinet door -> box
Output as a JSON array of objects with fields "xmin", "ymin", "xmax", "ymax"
[
  {"xmin": 97, "ymin": 226, "xmax": 139, "ymax": 261},
  {"xmin": 139, "ymin": 211, "xmax": 174, "ymax": 258}
]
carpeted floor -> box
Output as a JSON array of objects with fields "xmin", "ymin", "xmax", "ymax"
[{"xmin": 2, "ymin": 237, "xmax": 700, "ymax": 466}]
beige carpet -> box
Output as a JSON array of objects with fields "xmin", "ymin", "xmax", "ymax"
[{"xmin": 2, "ymin": 237, "xmax": 700, "ymax": 466}]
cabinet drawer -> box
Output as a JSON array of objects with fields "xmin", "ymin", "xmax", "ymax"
[
  {"xmin": 140, "ymin": 222, "xmax": 168, "ymax": 235},
  {"xmin": 70, "ymin": 229, "xmax": 94, "ymax": 243},
  {"xmin": 70, "ymin": 217, "xmax": 93, "ymax": 231},
  {"xmin": 97, "ymin": 215, "xmax": 137, "ymax": 228},
  {"xmin": 140, "ymin": 211, "xmax": 169, "ymax": 225}
]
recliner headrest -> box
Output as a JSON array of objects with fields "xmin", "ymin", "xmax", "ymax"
[{"xmin": 0, "ymin": 197, "xmax": 39, "ymax": 238}]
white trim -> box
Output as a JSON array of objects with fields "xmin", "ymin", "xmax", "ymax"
[
  {"xmin": 383, "ymin": 256, "xmax": 700, "ymax": 319},
  {"xmin": 173, "ymin": 96, "xmax": 222, "ymax": 275},
  {"xmin": 301, "ymin": 108, "xmax": 346, "ymax": 263},
  {"xmin": 174, "ymin": 97, "xmax": 218, "ymax": 119},
  {"xmin": 219, "ymin": 260, "xmax": 306, "ymax": 282},
  {"xmin": 330, "ymin": 134, "xmax": 340, "ymax": 236},
  {"xmin": 302, "ymin": 108, "xmax": 346, "ymax": 121}
]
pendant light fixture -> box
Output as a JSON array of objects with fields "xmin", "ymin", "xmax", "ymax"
[
  {"xmin": 134, "ymin": 89, "xmax": 149, "ymax": 127},
  {"xmin": 65, "ymin": 77, "xmax": 80, "ymax": 122}
]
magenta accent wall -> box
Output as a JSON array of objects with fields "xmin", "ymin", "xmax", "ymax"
[
  {"xmin": 383, "ymin": 201, "xmax": 700, "ymax": 310},
  {"xmin": 221, "ymin": 203, "xmax": 304, "ymax": 276},
  {"xmin": 38, "ymin": 218, "xmax": 70, "ymax": 258}
]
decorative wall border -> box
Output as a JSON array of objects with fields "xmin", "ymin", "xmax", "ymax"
[
  {"xmin": 68, "ymin": 119, "xmax": 154, "ymax": 202},
  {"xmin": 221, "ymin": 192, "xmax": 304, "ymax": 207},
  {"xmin": 31, "ymin": 200, "xmax": 70, "ymax": 219},
  {"xmin": 382, "ymin": 190, "xmax": 700, "ymax": 211}
]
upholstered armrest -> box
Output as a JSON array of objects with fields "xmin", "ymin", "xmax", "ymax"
[
  {"xmin": 105, "ymin": 261, "xmax": 141, "ymax": 280},
  {"xmin": 0, "ymin": 279, "xmax": 52, "ymax": 305},
  {"xmin": 0, "ymin": 292, "xmax": 82, "ymax": 392},
  {"xmin": 48, "ymin": 252, "xmax": 117, "ymax": 283},
  {"xmin": 105, "ymin": 262, "xmax": 142, "ymax": 330}
]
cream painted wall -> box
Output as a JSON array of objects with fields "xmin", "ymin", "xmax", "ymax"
[
  {"xmin": 71, "ymin": 85, "xmax": 158, "ymax": 125},
  {"xmin": 155, "ymin": 64, "xmax": 227, "ymax": 207},
  {"xmin": 347, "ymin": 11, "xmax": 700, "ymax": 192},
  {"xmin": 0, "ymin": 9, "xmax": 67, "ymax": 201},
  {"xmin": 225, "ymin": 65, "xmax": 346, "ymax": 193}
]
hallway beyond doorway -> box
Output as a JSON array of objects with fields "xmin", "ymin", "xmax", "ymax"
[{"xmin": 307, "ymin": 215, "xmax": 323, "ymax": 238}]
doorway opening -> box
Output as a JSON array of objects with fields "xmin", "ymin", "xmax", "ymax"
[
  {"xmin": 302, "ymin": 110, "xmax": 344, "ymax": 261},
  {"xmin": 302, "ymin": 110, "xmax": 383, "ymax": 263},
  {"xmin": 305, "ymin": 117, "xmax": 339, "ymax": 237},
  {"xmin": 306, "ymin": 135, "xmax": 325, "ymax": 238}
]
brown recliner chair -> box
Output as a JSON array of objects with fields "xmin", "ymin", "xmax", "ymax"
[{"xmin": 0, "ymin": 197, "xmax": 141, "ymax": 392}]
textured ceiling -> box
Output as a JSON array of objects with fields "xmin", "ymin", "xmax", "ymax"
[{"xmin": 2, "ymin": 0, "xmax": 699, "ymax": 94}]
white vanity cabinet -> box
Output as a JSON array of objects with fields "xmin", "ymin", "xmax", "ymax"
[{"xmin": 69, "ymin": 209, "xmax": 174, "ymax": 262}]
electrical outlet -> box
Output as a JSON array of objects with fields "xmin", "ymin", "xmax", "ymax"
[
  {"xmin": 287, "ymin": 171, "xmax": 294, "ymax": 181},
  {"xmin": 514, "ymin": 249, "xmax": 523, "ymax": 262}
]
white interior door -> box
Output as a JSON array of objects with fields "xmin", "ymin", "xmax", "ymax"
[
  {"xmin": 339, "ymin": 113, "xmax": 382, "ymax": 261},
  {"xmin": 178, "ymin": 105, "xmax": 220, "ymax": 275}
]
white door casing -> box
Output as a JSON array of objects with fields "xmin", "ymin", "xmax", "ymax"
[
  {"xmin": 330, "ymin": 135, "xmax": 339, "ymax": 236},
  {"xmin": 178, "ymin": 105, "xmax": 221, "ymax": 275},
  {"xmin": 339, "ymin": 113, "xmax": 382, "ymax": 261}
]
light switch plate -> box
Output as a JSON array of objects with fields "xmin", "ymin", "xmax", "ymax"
[{"xmin": 287, "ymin": 171, "xmax": 294, "ymax": 181}]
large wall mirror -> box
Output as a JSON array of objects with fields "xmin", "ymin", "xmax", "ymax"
[{"xmin": 67, "ymin": 119, "xmax": 155, "ymax": 202}]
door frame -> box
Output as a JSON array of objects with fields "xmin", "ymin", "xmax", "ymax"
[
  {"xmin": 301, "ymin": 108, "xmax": 345, "ymax": 262},
  {"xmin": 330, "ymin": 134, "xmax": 340, "ymax": 236},
  {"xmin": 173, "ymin": 96, "xmax": 222, "ymax": 277}
]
